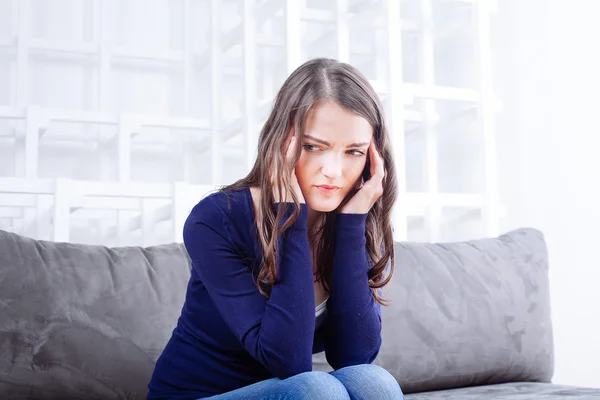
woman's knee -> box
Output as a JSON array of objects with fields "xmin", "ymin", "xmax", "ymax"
[
  {"xmin": 332, "ymin": 364, "xmax": 403, "ymax": 400},
  {"xmin": 284, "ymin": 371, "xmax": 349, "ymax": 400}
]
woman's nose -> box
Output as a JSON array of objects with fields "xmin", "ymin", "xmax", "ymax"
[{"xmin": 321, "ymin": 154, "xmax": 343, "ymax": 179}]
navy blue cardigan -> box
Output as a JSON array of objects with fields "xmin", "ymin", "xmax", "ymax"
[{"xmin": 147, "ymin": 186, "xmax": 382, "ymax": 399}]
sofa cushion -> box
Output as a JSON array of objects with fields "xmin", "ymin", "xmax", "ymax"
[
  {"xmin": 0, "ymin": 229, "xmax": 191, "ymax": 400},
  {"xmin": 376, "ymin": 228, "xmax": 553, "ymax": 393},
  {"xmin": 314, "ymin": 228, "xmax": 553, "ymax": 392},
  {"xmin": 404, "ymin": 382, "xmax": 600, "ymax": 399}
]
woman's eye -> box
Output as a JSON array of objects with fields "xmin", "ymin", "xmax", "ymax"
[
  {"xmin": 348, "ymin": 150, "xmax": 366, "ymax": 156},
  {"xmin": 303, "ymin": 144, "xmax": 319, "ymax": 152}
]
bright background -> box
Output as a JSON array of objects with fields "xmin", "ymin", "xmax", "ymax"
[{"xmin": 0, "ymin": 0, "xmax": 597, "ymax": 388}]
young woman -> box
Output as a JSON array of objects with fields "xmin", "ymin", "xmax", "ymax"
[{"xmin": 147, "ymin": 58, "xmax": 403, "ymax": 399}]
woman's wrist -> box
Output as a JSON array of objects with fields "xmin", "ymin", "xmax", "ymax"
[{"xmin": 336, "ymin": 212, "xmax": 368, "ymax": 226}]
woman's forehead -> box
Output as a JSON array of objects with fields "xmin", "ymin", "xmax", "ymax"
[{"xmin": 304, "ymin": 101, "xmax": 373, "ymax": 142}]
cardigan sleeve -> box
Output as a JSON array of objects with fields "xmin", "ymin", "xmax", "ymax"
[
  {"xmin": 183, "ymin": 198, "xmax": 316, "ymax": 379},
  {"xmin": 323, "ymin": 212, "xmax": 382, "ymax": 370}
]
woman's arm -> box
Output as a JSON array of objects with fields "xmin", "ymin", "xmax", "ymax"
[
  {"xmin": 183, "ymin": 197, "xmax": 315, "ymax": 378},
  {"xmin": 323, "ymin": 212, "xmax": 382, "ymax": 370}
]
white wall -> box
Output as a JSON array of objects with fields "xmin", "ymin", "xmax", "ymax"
[
  {"xmin": 496, "ymin": 0, "xmax": 600, "ymax": 388},
  {"xmin": 1, "ymin": 0, "xmax": 501, "ymax": 244}
]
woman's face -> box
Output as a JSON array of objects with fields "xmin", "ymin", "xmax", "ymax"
[{"xmin": 294, "ymin": 101, "xmax": 374, "ymax": 212}]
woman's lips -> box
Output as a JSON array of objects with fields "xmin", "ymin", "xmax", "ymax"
[{"xmin": 315, "ymin": 185, "xmax": 340, "ymax": 194}]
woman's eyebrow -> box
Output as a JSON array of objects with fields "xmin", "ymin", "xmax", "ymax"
[
  {"xmin": 304, "ymin": 134, "xmax": 369, "ymax": 148},
  {"xmin": 347, "ymin": 141, "xmax": 370, "ymax": 148}
]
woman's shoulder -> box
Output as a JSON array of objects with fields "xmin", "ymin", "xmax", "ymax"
[{"xmin": 187, "ymin": 185, "xmax": 253, "ymax": 228}]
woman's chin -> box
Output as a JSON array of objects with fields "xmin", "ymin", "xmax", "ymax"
[{"xmin": 305, "ymin": 196, "xmax": 342, "ymax": 213}]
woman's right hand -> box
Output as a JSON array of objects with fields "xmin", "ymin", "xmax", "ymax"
[{"xmin": 272, "ymin": 134, "xmax": 305, "ymax": 204}]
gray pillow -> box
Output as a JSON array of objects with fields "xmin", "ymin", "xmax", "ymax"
[
  {"xmin": 313, "ymin": 228, "xmax": 553, "ymax": 393},
  {"xmin": 377, "ymin": 227, "xmax": 553, "ymax": 393},
  {"xmin": 0, "ymin": 229, "xmax": 191, "ymax": 400}
]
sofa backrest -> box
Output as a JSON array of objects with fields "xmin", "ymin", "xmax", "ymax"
[
  {"xmin": 377, "ymin": 227, "xmax": 554, "ymax": 392},
  {"xmin": 0, "ymin": 229, "xmax": 191, "ymax": 399},
  {"xmin": 0, "ymin": 227, "xmax": 554, "ymax": 399}
]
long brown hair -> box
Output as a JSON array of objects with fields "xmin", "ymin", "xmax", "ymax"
[{"xmin": 222, "ymin": 58, "xmax": 398, "ymax": 305}]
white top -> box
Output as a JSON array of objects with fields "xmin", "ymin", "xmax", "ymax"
[{"xmin": 315, "ymin": 297, "xmax": 329, "ymax": 329}]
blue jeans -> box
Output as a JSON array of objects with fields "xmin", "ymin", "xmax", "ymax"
[{"xmin": 204, "ymin": 364, "xmax": 404, "ymax": 400}]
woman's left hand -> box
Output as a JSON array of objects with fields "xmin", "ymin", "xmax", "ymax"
[{"xmin": 339, "ymin": 138, "xmax": 385, "ymax": 214}]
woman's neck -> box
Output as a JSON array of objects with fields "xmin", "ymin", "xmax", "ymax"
[{"xmin": 307, "ymin": 208, "xmax": 324, "ymax": 237}]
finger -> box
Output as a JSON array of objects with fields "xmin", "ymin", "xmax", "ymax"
[
  {"xmin": 370, "ymin": 140, "xmax": 384, "ymax": 180},
  {"xmin": 286, "ymin": 135, "xmax": 296, "ymax": 162},
  {"xmin": 369, "ymin": 141, "xmax": 376, "ymax": 177}
]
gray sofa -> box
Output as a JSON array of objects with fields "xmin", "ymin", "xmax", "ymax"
[{"xmin": 0, "ymin": 227, "xmax": 599, "ymax": 399}]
